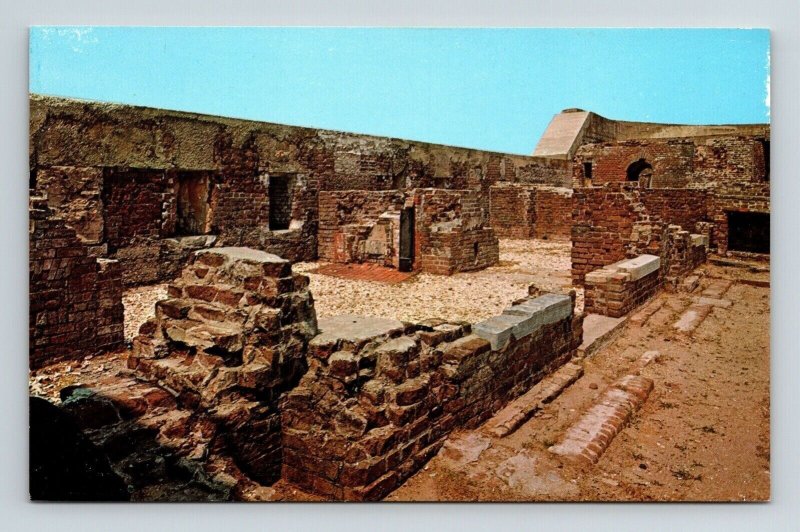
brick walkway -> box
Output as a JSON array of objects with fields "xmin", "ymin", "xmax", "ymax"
[{"xmin": 312, "ymin": 263, "xmax": 416, "ymax": 284}]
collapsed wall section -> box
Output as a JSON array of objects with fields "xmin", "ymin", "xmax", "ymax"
[
  {"xmin": 128, "ymin": 247, "xmax": 318, "ymax": 484},
  {"xmin": 281, "ymin": 292, "xmax": 582, "ymax": 500},
  {"xmin": 29, "ymin": 196, "xmax": 124, "ymax": 368}
]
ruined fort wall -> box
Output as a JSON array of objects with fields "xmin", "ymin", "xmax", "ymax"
[
  {"xmin": 30, "ymin": 95, "xmax": 568, "ymax": 286},
  {"xmin": 489, "ymin": 184, "xmax": 537, "ymax": 239},
  {"xmin": 571, "ymin": 185, "xmax": 714, "ymax": 286},
  {"xmin": 573, "ymin": 135, "xmax": 769, "ymax": 190},
  {"xmin": 317, "ymin": 190, "xmax": 407, "ymax": 264},
  {"xmin": 534, "ymin": 187, "xmax": 573, "ymax": 240}
]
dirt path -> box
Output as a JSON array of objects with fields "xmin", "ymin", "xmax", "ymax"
[{"xmin": 387, "ymin": 263, "xmax": 770, "ymax": 501}]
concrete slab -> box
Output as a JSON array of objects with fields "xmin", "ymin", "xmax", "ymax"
[
  {"xmin": 473, "ymin": 314, "xmax": 527, "ymax": 351},
  {"xmin": 696, "ymin": 297, "xmax": 732, "ymax": 308},
  {"xmin": 615, "ymin": 254, "xmax": 660, "ymax": 281},
  {"xmin": 673, "ymin": 304, "xmax": 712, "ymax": 333},
  {"xmin": 196, "ymin": 247, "xmax": 287, "ymax": 265},
  {"xmin": 310, "ymin": 314, "xmax": 405, "ymax": 347},
  {"xmin": 578, "ymin": 313, "xmax": 627, "ymax": 357}
]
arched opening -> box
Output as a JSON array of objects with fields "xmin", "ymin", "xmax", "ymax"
[{"xmin": 626, "ymin": 159, "xmax": 653, "ymax": 184}]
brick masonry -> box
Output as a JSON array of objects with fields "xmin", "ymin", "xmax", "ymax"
[
  {"xmin": 489, "ymin": 184, "xmax": 572, "ymax": 240},
  {"xmin": 281, "ymin": 293, "xmax": 583, "ymax": 500},
  {"xmin": 29, "ymin": 197, "xmax": 125, "ymax": 368},
  {"xmin": 128, "ymin": 247, "xmax": 318, "ymax": 485},
  {"xmin": 549, "ymin": 373, "xmax": 653, "ymax": 465},
  {"xmin": 30, "ymin": 95, "xmax": 570, "ymax": 289}
]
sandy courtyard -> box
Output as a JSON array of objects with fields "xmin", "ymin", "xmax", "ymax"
[{"xmin": 294, "ymin": 238, "xmax": 579, "ymax": 324}]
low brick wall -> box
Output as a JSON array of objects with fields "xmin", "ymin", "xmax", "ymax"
[
  {"xmin": 584, "ymin": 255, "xmax": 661, "ymax": 318},
  {"xmin": 280, "ymin": 293, "xmax": 582, "ymax": 500},
  {"xmin": 30, "ymin": 197, "xmax": 125, "ymax": 369}
]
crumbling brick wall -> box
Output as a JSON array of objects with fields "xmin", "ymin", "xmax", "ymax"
[
  {"xmin": 640, "ymin": 188, "xmax": 709, "ymax": 232},
  {"xmin": 573, "ymin": 140, "xmax": 695, "ymax": 188},
  {"xmin": 571, "ymin": 186, "xmax": 645, "ymax": 285},
  {"xmin": 29, "ymin": 196, "xmax": 124, "ymax": 368},
  {"xmin": 707, "ymin": 183, "xmax": 770, "ymax": 254},
  {"xmin": 583, "ymin": 255, "xmax": 661, "ymax": 317},
  {"xmin": 488, "ymin": 185, "xmax": 572, "ymax": 240},
  {"xmin": 415, "ymin": 189, "xmax": 499, "ymax": 275},
  {"xmin": 128, "ymin": 247, "xmax": 318, "ymax": 484},
  {"xmin": 30, "ymin": 95, "xmax": 567, "ymax": 290},
  {"xmin": 281, "ymin": 293, "xmax": 582, "ymax": 500},
  {"xmin": 317, "ymin": 190, "xmax": 407, "ymax": 264},
  {"xmin": 572, "ymin": 185, "xmax": 715, "ymax": 286}
]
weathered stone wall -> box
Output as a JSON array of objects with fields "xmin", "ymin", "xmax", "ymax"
[
  {"xmin": 281, "ymin": 292, "xmax": 582, "ymax": 500},
  {"xmin": 29, "ymin": 197, "xmax": 124, "ymax": 368}
]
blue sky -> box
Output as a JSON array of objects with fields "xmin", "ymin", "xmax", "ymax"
[{"xmin": 29, "ymin": 28, "xmax": 769, "ymax": 155}]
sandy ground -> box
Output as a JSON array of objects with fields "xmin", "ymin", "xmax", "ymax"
[
  {"xmin": 386, "ymin": 262, "xmax": 770, "ymax": 502},
  {"xmin": 294, "ymin": 238, "xmax": 579, "ymax": 323},
  {"xmin": 122, "ymin": 284, "xmax": 168, "ymax": 341},
  {"xmin": 31, "ymin": 256, "xmax": 770, "ymax": 502},
  {"xmin": 118, "ymin": 239, "xmax": 576, "ymax": 346}
]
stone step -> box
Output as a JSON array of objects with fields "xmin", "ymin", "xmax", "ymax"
[
  {"xmin": 483, "ymin": 362, "xmax": 584, "ymax": 438},
  {"xmin": 577, "ymin": 313, "xmax": 627, "ymax": 357},
  {"xmin": 673, "ymin": 303, "xmax": 713, "ymax": 334}
]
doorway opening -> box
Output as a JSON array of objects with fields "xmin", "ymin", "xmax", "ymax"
[
  {"xmin": 727, "ymin": 211, "xmax": 769, "ymax": 254},
  {"xmin": 269, "ymin": 174, "xmax": 294, "ymax": 230},
  {"xmin": 176, "ymin": 172, "xmax": 212, "ymax": 236},
  {"xmin": 399, "ymin": 207, "xmax": 415, "ymax": 272}
]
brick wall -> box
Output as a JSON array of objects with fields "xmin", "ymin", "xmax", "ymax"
[
  {"xmin": 415, "ymin": 189, "xmax": 499, "ymax": 274},
  {"xmin": 30, "ymin": 197, "xmax": 124, "ymax": 369},
  {"xmin": 31, "ymin": 95, "xmax": 566, "ymax": 290},
  {"xmin": 281, "ymin": 294, "xmax": 582, "ymax": 500},
  {"xmin": 574, "ymin": 135, "xmax": 770, "ymax": 191},
  {"xmin": 534, "ymin": 187, "xmax": 573, "ymax": 240},
  {"xmin": 573, "ymin": 140, "xmax": 695, "ymax": 188},
  {"xmin": 317, "ymin": 190, "xmax": 407, "ymax": 264},
  {"xmin": 572, "ymin": 185, "xmax": 718, "ymax": 286},
  {"xmin": 571, "ymin": 186, "xmax": 644, "ymax": 285},
  {"xmin": 640, "ymin": 188, "xmax": 709, "ymax": 232},
  {"xmin": 583, "ymin": 257, "xmax": 661, "ymax": 317},
  {"xmin": 489, "ymin": 184, "xmax": 536, "ymax": 238}
]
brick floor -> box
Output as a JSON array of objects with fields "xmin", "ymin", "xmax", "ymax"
[{"xmin": 312, "ymin": 263, "xmax": 416, "ymax": 284}]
